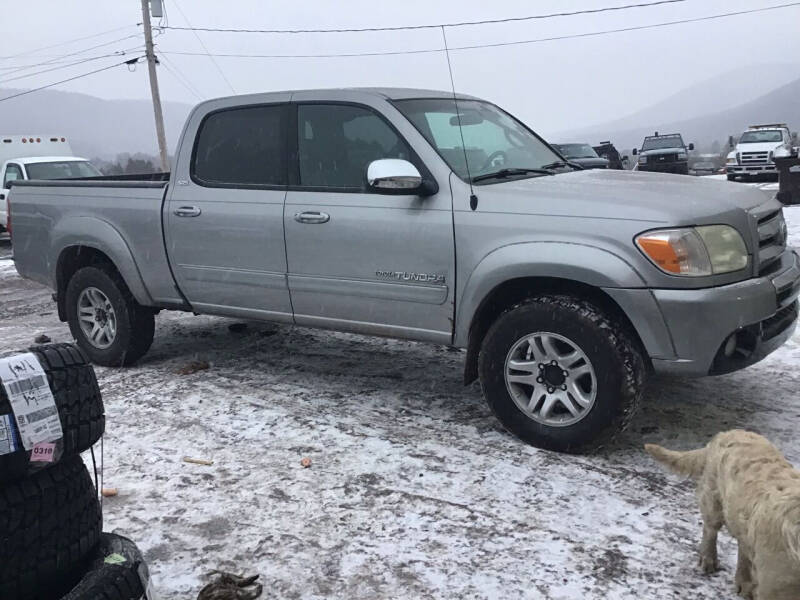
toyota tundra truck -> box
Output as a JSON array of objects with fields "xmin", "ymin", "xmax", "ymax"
[{"xmin": 7, "ymin": 88, "xmax": 800, "ymax": 452}]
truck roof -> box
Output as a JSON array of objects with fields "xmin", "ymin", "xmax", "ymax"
[
  {"xmin": 196, "ymin": 87, "xmax": 479, "ymax": 108},
  {"xmin": 8, "ymin": 156, "xmax": 89, "ymax": 165},
  {"xmin": 748, "ymin": 124, "xmax": 788, "ymax": 130}
]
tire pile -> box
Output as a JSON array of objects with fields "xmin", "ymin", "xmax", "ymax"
[{"xmin": 0, "ymin": 344, "xmax": 151, "ymax": 600}]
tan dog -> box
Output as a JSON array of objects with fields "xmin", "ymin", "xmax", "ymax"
[{"xmin": 645, "ymin": 430, "xmax": 800, "ymax": 600}]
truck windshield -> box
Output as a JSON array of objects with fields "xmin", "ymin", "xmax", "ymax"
[
  {"xmin": 642, "ymin": 135, "xmax": 684, "ymax": 151},
  {"xmin": 25, "ymin": 161, "xmax": 101, "ymax": 180},
  {"xmin": 739, "ymin": 130, "xmax": 783, "ymax": 143},
  {"xmin": 554, "ymin": 144, "xmax": 599, "ymax": 159},
  {"xmin": 393, "ymin": 98, "xmax": 562, "ymax": 182}
]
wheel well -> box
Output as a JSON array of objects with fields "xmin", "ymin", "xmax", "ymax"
[
  {"xmin": 55, "ymin": 246, "xmax": 115, "ymax": 321},
  {"xmin": 462, "ymin": 277, "xmax": 649, "ymax": 385}
]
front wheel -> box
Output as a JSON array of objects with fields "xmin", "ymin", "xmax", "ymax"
[
  {"xmin": 727, "ymin": 174, "xmax": 736, "ymax": 181},
  {"xmin": 65, "ymin": 265, "xmax": 155, "ymax": 366},
  {"xmin": 478, "ymin": 295, "xmax": 646, "ymax": 453}
]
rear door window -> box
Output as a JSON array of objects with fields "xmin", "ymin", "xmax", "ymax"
[{"xmin": 193, "ymin": 104, "xmax": 287, "ymax": 187}]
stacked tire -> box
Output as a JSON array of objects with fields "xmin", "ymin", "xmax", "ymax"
[{"xmin": 0, "ymin": 344, "xmax": 148, "ymax": 600}]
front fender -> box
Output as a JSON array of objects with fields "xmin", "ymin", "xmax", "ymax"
[
  {"xmin": 454, "ymin": 241, "xmax": 648, "ymax": 346},
  {"xmin": 52, "ymin": 216, "xmax": 153, "ymax": 306}
]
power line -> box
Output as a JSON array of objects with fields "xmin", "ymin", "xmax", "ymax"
[
  {"xmin": 0, "ymin": 25, "xmax": 138, "ymax": 60},
  {"xmin": 159, "ymin": 2, "xmax": 800, "ymax": 60},
  {"xmin": 157, "ymin": 52, "xmax": 203, "ymax": 100},
  {"xmin": 161, "ymin": 0, "xmax": 686, "ymax": 34},
  {"xmin": 0, "ymin": 47, "xmax": 143, "ymax": 85},
  {"xmin": 0, "ymin": 58, "xmax": 145, "ymax": 104},
  {"xmin": 0, "ymin": 34, "xmax": 143, "ymax": 77},
  {"xmin": 170, "ymin": 0, "xmax": 236, "ymax": 93}
]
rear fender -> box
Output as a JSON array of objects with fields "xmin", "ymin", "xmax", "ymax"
[{"xmin": 52, "ymin": 216, "xmax": 153, "ymax": 306}]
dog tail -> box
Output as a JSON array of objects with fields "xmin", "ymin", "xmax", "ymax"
[{"xmin": 644, "ymin": 443, "xmax": 708, "ymax": 479}]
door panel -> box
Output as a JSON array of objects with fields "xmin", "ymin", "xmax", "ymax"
[
  {"xmin": 284, "ymin": 103, "xmax": 455, "ymax": 342},
  {"xmin": 166, "ymin": 102, "xmax": 292, "ymax": 320}
]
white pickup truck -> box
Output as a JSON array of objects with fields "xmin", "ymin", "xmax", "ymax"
[
  {"xmin": 726, "ymin": 124, "xmax": 798, "ymax": 181},
  {"xmin": 0, "ymin": 134, "xmax": 99, "ymax": 233}
]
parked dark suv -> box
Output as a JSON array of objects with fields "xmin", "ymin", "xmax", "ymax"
[{"xmin": 632, "ymin": 132, "xmax": 694, "ymax": 175}]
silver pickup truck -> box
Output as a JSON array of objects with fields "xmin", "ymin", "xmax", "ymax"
[{"xmin": 7, "ymin": 88, "xmax": 800, "ymax": 452}]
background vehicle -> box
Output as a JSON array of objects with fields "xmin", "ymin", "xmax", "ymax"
[
  {"xmin": 0, "ymin": 134, "xmax": 79, "ymax": 232},
  {"xmin": 7, "ymin": 88, "xmax": 800, "ymax": 453},
  {"xmin": 551, "ymin": 143, "xmax": 609, "ymax": 169},
  {"xmin": 632, "ymin": 132, "xmax": 694, "ymax": 175},
  {"xmin": 593, "ymin": 141, "xmax": 628, "ymax": 170},
  {"xmin": 726, "ymin": 124, "xmax": 797, "ymax": 181},
  {"xmin": 690, "ymin": 154, "xmax": 722, "ymax": 176}
]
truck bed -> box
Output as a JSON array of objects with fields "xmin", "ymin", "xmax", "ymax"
[{"xmin": 8, "ymin": 176, "xmax": 182, "ymax": 308}]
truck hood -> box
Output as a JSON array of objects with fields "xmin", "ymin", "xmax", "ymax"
[
  {"xmin": 477, "ymin": 169, "xmax": 772, "ymax": 224},
  {"xmin": 640, "ymin": 147, "xmax": 685, "ymax": 157},
  {"xmin": 736, "ymin": 142, "xmax": 783, "ymax": 153}
]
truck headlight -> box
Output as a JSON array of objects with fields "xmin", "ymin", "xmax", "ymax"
[
  {"xmin": 638, "ymin": 155, "xmax": 648, "ymax": 164},
  {"xmin": 635, "ymin": 225, "xmax": 748, "ymax": 276},
  {"xmin": 678, "ymin": 152, "xmax": 687, "ymax": 160},
  {"xmin": 726, "ymin": 156, "xmax": 737, "ymax": 165}
]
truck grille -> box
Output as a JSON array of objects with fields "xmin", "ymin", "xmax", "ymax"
[
  {"xmin": 741, "ymin": 151, "xmax": 770, "ymax": 164},
  {"xmin": 654, "ymin": 153, "xmax": 677, "ymax": 163},
  {"xmin": 756, "ymin": 209, "xmax": 787, "ymax": 276}
]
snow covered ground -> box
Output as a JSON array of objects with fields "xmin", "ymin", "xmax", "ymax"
[{"xmin": 0, "ymin": 193, "xmax": 798, "ymax": 599}]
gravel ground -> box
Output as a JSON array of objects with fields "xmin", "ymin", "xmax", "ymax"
[{"xmin": 0, "ymin": 194, "xmax": 798, "ymax": 599}]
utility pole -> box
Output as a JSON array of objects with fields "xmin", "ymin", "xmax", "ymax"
[{"xmin": 140, "ymin": 0, "xmax": 169, "ymax": 172}]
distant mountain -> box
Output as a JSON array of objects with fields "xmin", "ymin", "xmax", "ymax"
[
  {"xmin": 554, "ymin": 64, "xmax": 800, "ymax": 151},
  {"xmin": 0, "ymin": 88, "xmax": 192, "ymax": 159}
]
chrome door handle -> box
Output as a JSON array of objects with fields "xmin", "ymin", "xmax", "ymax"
[
  {"xmin": 294, "ymin": 211, "xmax": 330, "ymax": 224},
  {"xmin": 173, "ymin": 206, "xmax": 201, "ymax": 217}
]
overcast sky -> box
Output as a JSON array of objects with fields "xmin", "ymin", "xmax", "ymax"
[{"xmin": 2, "ymin": 0, "xmax": 799, "ymax": 134}]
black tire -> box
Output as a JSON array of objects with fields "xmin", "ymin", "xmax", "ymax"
[
  {"xmin": 0, "ymin": 343, "xmax": 104, "ymax": 485},
  {"xmin": 478, "ymin": 295, "xmax": 646, "ymax": 453},
  {"xmin": 60, "ymin": 533, "xmax": 148, "ymax": 600},
  {"xmin": 727, "ymin": 174, "xmax": 736, "ymax": 181},
  {"xmin": 65, "ymin": 265, "xmax": 155, "ymax": 367},
  {"xmin": 0, "ymin": 456, "xmax": 102, "ymax": 600}
]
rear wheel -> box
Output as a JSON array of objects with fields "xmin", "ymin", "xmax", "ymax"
[
  {"xmin": 478, "ymin": 295, "xmax": 646, "ymax": 453},
  {"xmin": 65, "ymin": 265, "xmax": 155, "ymax": 367}
]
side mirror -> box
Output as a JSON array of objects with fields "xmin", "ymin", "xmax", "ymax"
[
  {"xmin": 367, "ymin": 159, "xmax": 432, "ymax": 195},
  {"xmin": 728, "ymin": 136, "xmax": 735, "ymax": 148},
  {"xmin": 688, "ymin": 143, "xmax": 695, "ymax": 151},
  {"xmin": 632, "ymin": 148, "xmax": 638, "ymax": 156}
]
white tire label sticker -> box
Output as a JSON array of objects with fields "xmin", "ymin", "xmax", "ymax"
[{"xmin": 0, "ymin": 353, "xmax": 63, "ymax": 450}]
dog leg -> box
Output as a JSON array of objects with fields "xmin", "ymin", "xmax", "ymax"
[
  {"xmin": 734, "ymin": 546, "xmax": 755, "ymax": 599},
  {"xmin": 697, "ymin": 485, "xmax": 723, "ymax": 574},
  {"xmin": 698, "ymin": 522, "xmax": 721, "ymax": 574}
]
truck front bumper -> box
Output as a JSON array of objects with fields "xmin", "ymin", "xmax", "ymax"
[
  {"xmin": 727, "ymin": 164, "xmax": 778, "ymax": 175},
  {"xmin": 648, "ymin": 249, "xmax": 799, "ymax": 376}
]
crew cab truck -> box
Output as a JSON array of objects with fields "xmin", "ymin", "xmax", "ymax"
[
  {"xmin": 8, "ymin": 89, "xmax": 800, "ymax": 453},
  {"xmin": 632, "ymin": 132, "xmax": 694, "ymax": 175},
  {"xmin": 726, "ymin": 124, "xmax": 797, "ymax": 181}
]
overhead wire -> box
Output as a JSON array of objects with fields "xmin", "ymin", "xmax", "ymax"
[
  {"xmin": 160, "ymin": 0, "xmax": 687, "ymax": 34},
  {"xmin": 158, "ymin": 2, "xmax": 800, "ymax": 60},
  {"xmin": 169, "ymin": 0, "xmax": 236, "ymax": 93},
  {"xmin": 0, "ymin": 46, "xmax": 144, "ymax": 85},
  {"xmin": 0, "ymin": 57, "xmax": 145, "ymax": 104},
  {"xmin": 0, "ymin": 25, "xmax": 139, "ymax": 60},
  {"xmin": 0, "ymin": 34, "xmax": 144, "ymax": 77},
  {"xmin": 157, "ymin": 52, "xmax": 203, "ymax": 100}
]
